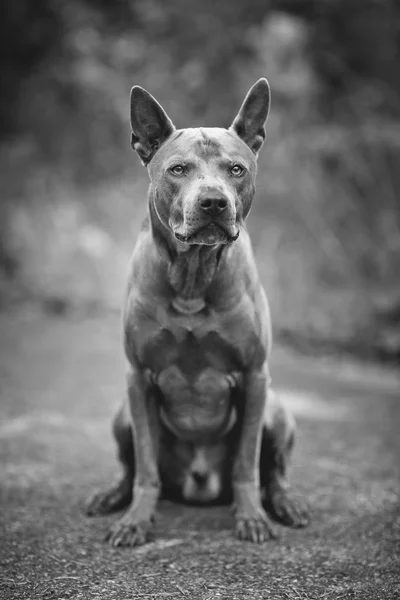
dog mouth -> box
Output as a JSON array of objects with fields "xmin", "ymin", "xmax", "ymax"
[
  {"xmin": 182, "ymin": 471, "xmax": 222, "ymax": 504},
  {"xmin": 174, "ymin": 222, "xmax": 240, "ymax": 245}
]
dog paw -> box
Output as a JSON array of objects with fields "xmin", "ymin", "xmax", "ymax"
[
  {"xmin": 105, "ymin": 517, "xmax": 154, "ymax": 547},
  {"xmin": 235, "ymin": 512, "xmax": 277, "ymax": 543},
  {"xmin": 85, "ymin": 482, "xmax": 132, "ymax": 517},
  {"xmin": 265, "ymin": 486, "xmax": 309, "ymax": 528}
]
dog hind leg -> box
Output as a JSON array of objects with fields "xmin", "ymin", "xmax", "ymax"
[
  {"xmin": 260, "ymin": 389, "xmax": 309, "ymax": 528},
  {"xmin": 86, "ymin": 402, "xmax": 134, "ymax": 516}
]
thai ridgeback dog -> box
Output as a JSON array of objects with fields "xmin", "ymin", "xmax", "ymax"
[{"xmin": 86, "ymin": 78, "xmax": 309, "ymax": 546}]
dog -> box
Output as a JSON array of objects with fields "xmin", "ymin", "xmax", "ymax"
[{"xmin": 86, "ymin": 78, "xmax": 309, "ymax": 546}]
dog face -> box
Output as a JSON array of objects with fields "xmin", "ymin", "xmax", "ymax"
[
  {"xmin": 148, "ymin": 128, "xmax": 256, "ymax": 245},
  {"xmin": 159, "ymin": 435, "xmax": 230, "ymax": 504},
  {"xmin": 182, "ymin": 444, "xmax": 226, "ymax": 503},
  {"xmin": 130, "ymin": 80, "xmax": 270, "ymax": 246}
]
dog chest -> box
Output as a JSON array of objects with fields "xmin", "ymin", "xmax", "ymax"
[
  {"xmin": 139, "ymin": 327, "xmax": 242, "ymax": 435},
  {"xmin": 140, "ymin": 326, "xmax": 242, "ymax": 377},
  {"xmin": 157, "ymin": 365, "xmax": 233, "ymax": 434}
]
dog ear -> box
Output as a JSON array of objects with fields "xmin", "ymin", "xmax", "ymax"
[
  {"xmin": 130, "ymin": 86, "xmax": 175, "ymax": 166},
  {"xmin": 230, "ymin": 78, "xmax": 271, "ymax": 155}
]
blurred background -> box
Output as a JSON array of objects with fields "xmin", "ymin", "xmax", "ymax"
[{"xmin": 0, "ymin": 0, "xmax": 399, "ymax": 362}]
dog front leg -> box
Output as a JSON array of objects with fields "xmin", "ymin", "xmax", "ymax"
[
  {"xmin": 106, "ymin": 365, "xmax": 160, "ymax": 547},
  {"xmin": 232, "ymin": 365, "xmax": 277, "ymax": 543}
]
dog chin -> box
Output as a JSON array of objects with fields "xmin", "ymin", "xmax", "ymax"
[
  {"xmin": 183, "ymin": 473, "xmax": 222, "ymax": 503},
  {"xmin": 174, "ymin": 224, "xmax": 240, "ymax": 246}
]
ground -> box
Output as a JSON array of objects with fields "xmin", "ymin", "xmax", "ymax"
[{"xmin": 0, "ymin": 307, "xmax": 399, "ymax": 600}]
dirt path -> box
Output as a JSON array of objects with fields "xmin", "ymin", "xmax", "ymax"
[{"xmin": 0, "ymin": 308, "xmax": 399, "ymax": 600}]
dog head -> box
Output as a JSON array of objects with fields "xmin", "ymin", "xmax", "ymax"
[
  {"xmin": 130, "ymin": 80, "xmax": 270, "ymax": 246},
  {"xmin": 160, "ymin": 437, "xmax": 230, "ymax": 504}
]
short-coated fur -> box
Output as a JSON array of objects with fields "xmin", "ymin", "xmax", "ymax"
[{"xmin": 86, "ymin": 79, "xmax": 309, "ymax": 546}]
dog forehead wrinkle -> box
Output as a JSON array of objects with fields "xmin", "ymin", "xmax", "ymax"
[
  {"xmin": 175, "ymin": 128, "xmax": 225, "ymax": 155},
  {"xmin": 194, "ymin": 140, "xmax": 222, "ymax": 161},
  {"xmin": 196, "ymin": 129, "xmax": 223, "ymax": 158},
  {"xmin": 156, "ymin": 127, "xmax": 255, "ymax": 167}
]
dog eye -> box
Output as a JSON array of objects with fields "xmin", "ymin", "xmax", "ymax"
[
  {"xmin": 231, "ymin": 164, "xmax": 245, "ymax": 176},
  {"xmin": 169, "ymin": 165, "xmax": 184, "ymax": 176}
]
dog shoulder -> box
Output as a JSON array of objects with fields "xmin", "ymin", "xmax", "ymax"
[
  {"xmin": 236, "ymin": 229, "xmax": 273, "ymax": 359},
  {"xmin": 230, "ymin": 229, "xmax": 263, "ymax": 292}
]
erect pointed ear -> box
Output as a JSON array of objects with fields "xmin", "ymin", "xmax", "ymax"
[
  {"xmin": 229, "ymin": 78, "xmax": 271, "ymax": 155},
  {"xmin": 130, "ymin": 86, "xmax": 175, "ymax": 166}
]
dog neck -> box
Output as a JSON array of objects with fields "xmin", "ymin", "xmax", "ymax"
[{"xmin": 149, "ymin": 197, "xmax": 226, "ymax": 313}]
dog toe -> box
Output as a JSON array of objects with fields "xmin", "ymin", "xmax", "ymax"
[
  {"xmin": 235, "ymin": 515, "xmax": 277, "ymax": 543},
  {"xmin": 106, "ymin": 518, "xmax": 153, "ymax": 547},
  {"xmin": 265, "ymin": 486, "xmax": 310, "ymax": 528}
]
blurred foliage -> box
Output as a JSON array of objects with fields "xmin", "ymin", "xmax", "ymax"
[
  {"xmin": 2, "ymin": 0, "xmax": 399, "ymax": 133},
  {"xmin": 0, "ymin": 0, "xmax": 399, "ymax": 360},
  {"xmin": 279, "ymin": 0, "xmax": 400, "ymax": 116},
  {"xmin": 0, "ymin": 0, "xmax": 62, "ymax": 133}
]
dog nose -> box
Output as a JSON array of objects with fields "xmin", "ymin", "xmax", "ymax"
[
  {"xmin": 199, "ymin": 196, "xmax": 228, "ymax": 216},
  {"xmin": 192, "ymin": 471, "xmax": 208, "ymax": 486}
]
